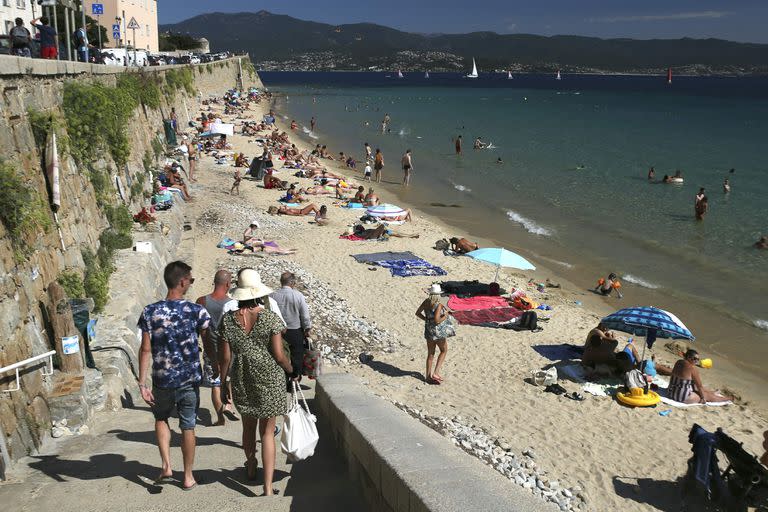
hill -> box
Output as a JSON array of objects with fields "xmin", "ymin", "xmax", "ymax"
[{"xmin": 160, "ymin": 10, "xmax": 768, "ymax": 73}]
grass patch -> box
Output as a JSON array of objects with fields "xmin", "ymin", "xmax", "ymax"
[
  {"xmin": 57, "ymin": 270, "xmax": 85, "ymax": 299},
  {"xmin": 116, "ymin": 72, "xmax": 162, "ymax": 110},
  {"xmin": 0, "ymin": 160, "xmax": 52, "ymax": 262}
]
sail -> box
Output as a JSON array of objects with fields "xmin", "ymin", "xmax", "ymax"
[
  {"xmin": 556, "ymin": 70, "xmax": 561, "ymax": 80},
  {"xmin": 425, "ymin": 71, "xmax": 429, "ymax": 78},
  {"xmin": 466, "ymin": 58, "xmax": 478, "ymax": 78},
  {"xmin": 667, "ymin": 67, "xmax": 672, "ymax": 84},
  {"xmin": 508, "ymin": 71, "xmax": 513, "ymax": 79},
  {"xmin": 397, "ymin": 70, "xmax": 404, "ymax": 78}
]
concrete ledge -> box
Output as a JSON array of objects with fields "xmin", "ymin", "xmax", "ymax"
[{"xmin": 315, "ymin": 373, "xmax": 555, "ymax": 512}]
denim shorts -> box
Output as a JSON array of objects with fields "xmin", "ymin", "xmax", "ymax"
[{"xmin": 152, "ymin": 384, "xmax": 199, "ymax": 430}]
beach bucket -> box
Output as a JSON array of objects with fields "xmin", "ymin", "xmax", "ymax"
[{"xmin": 700, "ymin": 358, "xmax": 713, "ymax": 369}]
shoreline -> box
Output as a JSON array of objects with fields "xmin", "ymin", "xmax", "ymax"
[
  {"xmin": 184, "ymin": 87, "xmax": 766, "ymax": 511},
  {"xmin": 267, "ymin": 92, "xmax": 768, "ymax": 413}
]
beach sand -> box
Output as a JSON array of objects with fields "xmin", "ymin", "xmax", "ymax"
[{"xmin": 182, "ymin": 93, "xmax": 767, "ymax": 511}]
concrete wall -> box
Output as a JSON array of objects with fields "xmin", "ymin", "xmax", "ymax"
[
  {"xmin": 0, "ymin": 55, "xmax": 261, "ymax": 471},
  {"xmin": 315, "ymin": 373, "xmax": 555, "ymax": 512}
]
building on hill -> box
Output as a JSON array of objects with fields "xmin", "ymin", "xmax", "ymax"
[{"xmin": 84, "ymin": 0, "xmax": 157, "ymax": 52}]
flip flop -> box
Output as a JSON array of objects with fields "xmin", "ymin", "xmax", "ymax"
[
  {"xmin": 182, "ymin": 482, "xmax": 198, "ymax": 491},
  {"xmin": 426, "ymin": 377, "xmax": 441, "ymax": 385},
  {"xmin": 564, "ymin": 392, "xmax": 586, "ymax": 402},
  {"xmin": 152, "ymin": 475, "xmax": 173, "ymax": 485},
  {"xmin": 544, "ymin": 383, "xmax": 567, "ymax": 395},
  {"xmin": 261, "ymin": 489, "xmax": 280, "ymax": 496},
  {"xmin": 432, "ymin": 375, "xmax": 444, "ymax": 383}
]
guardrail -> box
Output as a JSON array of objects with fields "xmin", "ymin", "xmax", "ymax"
[{"xmin": 0, "ymin": 350, "xmax": 56, "ymax": 393}]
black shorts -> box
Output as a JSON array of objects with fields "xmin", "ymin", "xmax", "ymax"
[{"xmin": 403, "ymin": 165, "xmax": 411, "ymax": 171}]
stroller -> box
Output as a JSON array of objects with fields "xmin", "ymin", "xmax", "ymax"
[{"xmin": 682, "ymin": 424, "xmax": 768, "ymax": 511}]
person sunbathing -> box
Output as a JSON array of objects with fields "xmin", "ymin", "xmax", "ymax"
[
  {"xmin": 666, "ymin": 349, "xmax": 731, "ymax": 404},
  {"xmin": 364, "ymin": 188, "xmax": 379, "ymax": 206},
  {"xmin": 263, "ymin": 174, "xmax": 286, "ymax": 190},
  {"xmin": 165, "ymin": 166, "xmax": 191, "ymax": 200},
  {"xmin": 315, "ymin": 205, "xmax": 330, "ymax": 226},
  {"xmin": 449, "ymin": 237, "xmax": 479, "ymax": 254},
  {"xmin": 353, "ymin": 186, "xmax": 366, "ymax": 203},
  {"xmin": 304, "ymin": 184, "xmax": 335, "ymax": 195},
  {"xmin": 377, "ymin": 209, "xmax": 413, "ymax": 222},
  {"xmin": 243, "ymin": 221, "xmax": 261, "ymax": 245},
  {"xmin": 268, "ymin": 204, "xmax": 320, "ymax": 216},
  {"xmin": 245, "ymin": 240, "xmax": 297, "ymax": 255}
]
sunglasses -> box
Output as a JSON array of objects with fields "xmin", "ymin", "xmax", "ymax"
[{"xmin": 187, "ymin": 277, "xmax": 195, "ymax": 284}]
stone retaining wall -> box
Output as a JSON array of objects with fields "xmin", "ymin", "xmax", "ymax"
[{"xmin": 315, "ymin": 373, "xmax": 555, "ymax": 512}]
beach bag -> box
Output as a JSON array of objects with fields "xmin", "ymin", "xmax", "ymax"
[
  {"xmin": 281, "ymin": 381, "xmax": 319, "ymax": 461},
  {"xmin": 531, "ymin": 367, "xmax": 558, "ymax": 386},
  {"xmin": 625, "ymin": 369, "xmax": 646, "ymax": 390},
  {"xmin": 434, "ymin": 239, "xmax": 450, "ymax": 251},
  {"xmin": 517, "ymin": 311, "xmax": 539, "ymax": 331},
  {"xmin": 302, "ymin": 338, "xmax": 323, "ymax": 379},
  {"xmin": 434, "ymin": 312, "xmax": 457, "ymax": 339}
]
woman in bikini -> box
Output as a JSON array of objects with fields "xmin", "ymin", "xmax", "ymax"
[
  {"xmin": 268, "ymin": 204, "xmax": 321, "ymax": 216},
  {"xmin": 667, "ymin": 349, "xmax": 730, "ymax": 404}
]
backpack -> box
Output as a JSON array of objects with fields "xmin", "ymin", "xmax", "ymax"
[
  {"xmin": 434, "ymin": 239, "xmax": 450, "ymax": 251},
  {"xmin": 624, "ymin": 369, "xmax": 647, "ymax": 390},
  {"xmin": 10, "ymin": 26, "xmax": 31, "ymax": 46},
  {"xmin": 515, "ymin": 311, "xmax": 539, "ymax": 331}
]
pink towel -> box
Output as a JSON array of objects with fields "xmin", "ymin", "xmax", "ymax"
[
  {"xmin": 447, "ymin": 295, "xmax": 510, "ymax": 311},
  {"xmin": 339, "ymin": 235, "xmax": 367, "ymax": 241},
  {"xmin": 451, "ymin": 307, "xmax": 522, "ymax": 325}
]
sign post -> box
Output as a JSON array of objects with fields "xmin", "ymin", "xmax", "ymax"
[
  {"xmin": 91, "ymin": 3, "xmax": 103, "ymax": 49},
  {"xmin": 111, "ymin": 23, "xmax": 120, "ymax": 48},
  {"xmin": 127, "ymin": 16, "xmax": 140, "ymax": 66}
]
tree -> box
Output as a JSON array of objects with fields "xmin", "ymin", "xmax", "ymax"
[
  {"xmin": 159, "ymin": 32, "xmax": 202, "ymax": 51},
  {"xmin": 49, "ymin": 6, "xmax": 109, "ymax": 48}
]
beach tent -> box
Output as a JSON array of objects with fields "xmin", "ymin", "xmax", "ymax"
[
  {"xmin": 465, "ymin": 247, "xmax": 536, "ymax": 282},
  {"xmin": 366, "ymin": 204, "xmax": 407, "ymax": 218}
]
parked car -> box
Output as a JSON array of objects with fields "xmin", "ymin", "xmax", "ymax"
[
  {"xmin": 148, "ymin": 54, "xmax": 166, "ymax": 66},
  {"xmin": 200, "ymin": 53, "xmax": 213, "ymax": 63}
]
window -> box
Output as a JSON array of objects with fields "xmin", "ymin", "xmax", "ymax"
[
  {"xmin": 146, "ymin": 24, "xmax": 149, "ymax": 37},
  {"xmin": 16, "ymin": 0, "xmax": 25, "ymax": 8},
  {"xmin": 2, "ymin": 0, "xmax": 11, "ymax": 7},
  {"xmin": 4, "ymin": 20, "xmax": 14, "ymax": 35}
]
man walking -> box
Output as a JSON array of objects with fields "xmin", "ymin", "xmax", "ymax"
[
  {"xmin": 138, "ymin": 261, "xmax": 210, "ymax": 490},
  {"xmin": 374, "ymin": 148, "xmax": 384, "ymax": 183},
  {"xmin": 196, "ymin": 269, "xmax": 233, "ymax": 426},
  {"xmin": 402, "ymin": 149, "xmax": 413, "ymax": 186},
  {"xmin": 31, "ymin": 17, "xmax": 57, "ymax": 60},
  {"xmin": 270, "ymin": 272, "xmax": 311, "ymax": 389},
  {"xmin": 10, "ymin": 18, "xmax": 32, "ymax": 58},
  {"xmin": 73, "ymin": 24, "xmax": 89, "ymax": 62}
]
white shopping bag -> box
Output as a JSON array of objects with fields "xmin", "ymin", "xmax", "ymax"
[{"xmin": 280, "ymin": 381, "xmax": 319, "ymax": 461}]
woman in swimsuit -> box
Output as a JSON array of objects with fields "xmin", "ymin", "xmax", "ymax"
[
  {"xmin": 667, "ymin": 349, "xmax": 730, "ymax": 404},
  {"xmin": 268, "ymin": 204, "xmax": 321, "ymax": 216}
]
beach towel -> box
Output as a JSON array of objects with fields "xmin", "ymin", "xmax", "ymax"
[
  {"xmin": 439, "ymin": 280, "xmax": 506, "ymax": 297},
  {"xmin": 532, "ymin": 344, "xmax": 584, "ymax": 362},
  {"xmin": 344, "ymin": 203, "xmax": 365, "ymax": 209},
  {"xmin": 352, "ymin": 251, "xmax": 418, "ymax": 264},
  {"xmin": 280, "ymin": 202, "xmax": 301, "ymax": 208},
  {"xmin": 217, "ymin": 237, "xmax": 238, "ymax": 249},
  {"xmin": 451, "ymin": 307, "xmax": 522, "ymax": 325},
  {"xmin": 447, "ymin": 295, "xmax": 510, "ymax": 311},
  {"xmin": 339, "ymin": 235, "xmax": 366, "ymax": 241},
  {"xmin": 655, "ymin": 378, "xmax": 733, "ymax": 407},
  {"xmin": 374, "ymin": 258, "xmax": 447, "ymax": 278}
]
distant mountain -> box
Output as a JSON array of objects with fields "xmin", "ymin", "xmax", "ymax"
[{"xmin": 160, "ymin": 10, "xmax": 768, "ymax": 73}]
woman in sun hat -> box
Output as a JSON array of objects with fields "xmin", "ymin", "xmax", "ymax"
[
  {"xmin": 415, "ymin": 283, "xmax": 452, "ymax": 385},
  {"xmin": 218, "ymin": 269, "xmax": 295, "ymax": 495}
]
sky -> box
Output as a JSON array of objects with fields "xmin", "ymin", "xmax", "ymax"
[{"xmin": 158, "ymin": 0, "xmax": 768, "ymax": 44}]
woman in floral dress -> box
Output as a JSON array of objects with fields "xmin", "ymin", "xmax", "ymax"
[{"xmin": 219, "ymin": 270, "xmax": 294, "ymax": 495}]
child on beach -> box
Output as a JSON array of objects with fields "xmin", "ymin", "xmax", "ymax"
[
  {"xmin": 231, "ymin": 169, "xmax": 241, "ymax": 195},
  {"xmin": 594, "ymin": 273, "xmax": 623, "ymax": 298},
  {"xmin": 364, "ymin": 160, "xmax": 372, "ymax": 182}
]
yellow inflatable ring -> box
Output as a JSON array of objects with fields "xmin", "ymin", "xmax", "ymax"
[{"xmin": 616, "ymin": 388, "xmax": 661, "ymax": 407}]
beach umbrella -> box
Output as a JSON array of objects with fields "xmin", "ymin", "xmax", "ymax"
[
  {"xmin": 366, "ymin": 203, "xmax": 407, "ymax": 218},
  {"xmin": 465, "ymin": 247, "xmax": 536, "ymax": 282},
  {"xmin": 600, "ymin": 306, "xmax": 694, "ymax": 363}
]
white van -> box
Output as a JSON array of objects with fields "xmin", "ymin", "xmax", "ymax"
[{"xmin": 101, "ymin": 48, "xmax": 148, "ymax": 67}]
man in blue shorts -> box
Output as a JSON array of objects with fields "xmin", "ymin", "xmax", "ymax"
[{"xmin": 138, "ymin": 261, "xmax": 210, "ymax": 490}]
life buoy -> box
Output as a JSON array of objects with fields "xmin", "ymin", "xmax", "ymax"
[{"xmin": 616, "ymin": 388, "xmax": 661, "ymax": 407}]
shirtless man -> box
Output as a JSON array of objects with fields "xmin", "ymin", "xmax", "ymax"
[
  {"xmin": 166, "ymin": 166, "xmax": 191, "ymax": 200},
  {"xmin": 455, "ymin": 135, "xmax": 462, "ymax": 155},
  {"xmin": 449, "ymin": 237, "xmax": 479, "ymax": 254},
  {"xmin": 364, "ymin": 188, "xmax": 379, "ymax": 206},
  {"xmin": 401, "ymin": 149, "xmax": 413, "ymax": 186}
]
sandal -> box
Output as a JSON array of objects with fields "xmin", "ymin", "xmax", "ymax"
[
  {"xmin": 426, "ymin": 377, "xmax": 441, "ymax": 385},
  {"xmin": 432, "ymin": 375, "xmax": 444, "ymax": 383},
  {"xmin": 544, "ymin": 383, "xmax": 567, "ymax": 395},
  {"xmin": 564, "ymin": 391, "xmax": 586, "ymax": 401}
]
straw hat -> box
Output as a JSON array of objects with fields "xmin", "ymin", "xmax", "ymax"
[
  {"xmin": 230, "ymin": 269, "xmax": 273, "ymax": 301},
  {"xmin": 428, "ymin": 283, "xmax": 443, "ymax": 295}
]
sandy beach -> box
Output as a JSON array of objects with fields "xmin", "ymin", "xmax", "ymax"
[{"xmin": 181, "ymin": 89, "xmax": 767, "ymax": 511}]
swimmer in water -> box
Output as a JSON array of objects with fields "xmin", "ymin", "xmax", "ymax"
[
  {"xmin": 648, "ymin": 167, "xmax": 655, "ymax": 180},
  {"xmin": 723, "ymin": 178, "xmax": 731, "ymax": 193},
  {"xmin": 497, "ymin": 157, "xmax": 503, "ymax": 164},
  {"xmin": 473, "ymin": 137, "xmax": 487, "ymax": 149},
  {"xmin": 755, "ymin": 235, "xmax": 768, "ymax": 249}
]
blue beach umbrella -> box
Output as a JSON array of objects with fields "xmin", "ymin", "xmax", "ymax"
[
  {"xmin": 465, "ymin": 247, "xmax": 536, "ymax": 282},
  {"xmin": 601, "ymin": 306, "xmax": 695, "ymax": 363}
]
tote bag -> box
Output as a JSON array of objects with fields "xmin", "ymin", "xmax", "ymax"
[
  {"xmin": 280, "ymin": 381, "xmax": 319, "ymax": 461},
  {"xmin": 302, "ymin": 338, "xmax": 323, "ymax": 379}
]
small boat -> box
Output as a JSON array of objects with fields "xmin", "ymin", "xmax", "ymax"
[
  {"xmin": 667, "ymin": 67, "xmax": 672, "ymax": 84},
  {"xmin": 465, "ymin": 58, "xmax": 478, "ymax": 78},
  {"xmin": 397, "ymin": 69, "xmax": 404, "ymax": 79},
  {"xmin": 507, "ymin": 70, "xmax": 513, "ymax": 80},
  {"xmin": 556, "ymin": 70, "xmax": 562, "ymax": 80},
  {"xmin": 425, "ymin": 71, "xmax": 429, "ymax": 79}
]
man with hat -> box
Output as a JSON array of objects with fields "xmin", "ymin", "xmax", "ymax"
[
  {"xmin": 270, "ymin": 272, "xmax": 312, "ymax": 390},
  {"xmin": 138, "ymin": 261, "xmax": 210, "ymax": 490}
]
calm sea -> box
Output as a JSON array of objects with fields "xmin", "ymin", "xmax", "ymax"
[{"xmin": 260, "ymin": 71, "xmax": 768, "ymax": 381}]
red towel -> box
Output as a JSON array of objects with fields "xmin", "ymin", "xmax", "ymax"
[
  {"xmin": 447, "ymin": 295, "xmax": 510, "ymax": 311},
  {"xmin": 451, "ymin": 307, "xmax": 522, "ymax": 325},
  {"xmin": 339, "ymin": 235, "xmax": 366, "ymax": 241}
]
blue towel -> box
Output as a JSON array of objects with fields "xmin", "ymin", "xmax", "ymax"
[
  {"xmin": 279, "ymin": 202, "xmax": 301, "ymax": 208},
  {"xmin": 374, "ymin": 258, "xmax": 447, "ymax": 278},
  {"xmin": 344, "ymin": 203, "xmax": 365, "ymax": 209},
  {"xmin": 531, "ymin": 344, "xmax": 583, "ymax": 361}
]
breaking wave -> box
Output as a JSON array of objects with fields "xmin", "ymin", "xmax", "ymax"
[
  {"xmin": 505, "ymin": 210, "xmax": 552, "ymax": 236},
  {"xmin": 623, "ymin": 274, "xmax": 660, "ymax": 289}
]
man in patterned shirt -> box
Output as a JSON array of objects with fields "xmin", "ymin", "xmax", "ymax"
[{"xmin": 138, "ymin": 261, "xmax": 210, "ymax": 490}]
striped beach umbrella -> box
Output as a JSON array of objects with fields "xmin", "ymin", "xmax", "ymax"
[{"xmin": 366, "ymin": 203, "xmax": 407, "ymax": 218}]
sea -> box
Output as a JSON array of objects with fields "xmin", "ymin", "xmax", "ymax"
[{"xmin": 259, "ymin": 71, "xmax": 768, "ymax": 385}]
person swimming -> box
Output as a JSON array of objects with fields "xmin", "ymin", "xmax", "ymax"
[
  {"xmin": 648, "ymin": 167, "xmax": 655, "ymax": 180},
  {"xmin": 755, "ymin": 235, "xmax": 768, "ymax": 249},
  {"xmin": 723, "ymin": 178, "xmax": 731, "ymax": 193}
]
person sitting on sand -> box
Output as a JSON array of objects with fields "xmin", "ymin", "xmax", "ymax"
[
  {"xmin": 263, "ymin": 173, "xmax": 286, "ymax": 190},
  {"xmin": 364, "ymin": 188, "xmax": 379, "ymax": 206},
  {"xmin": 415, "ymin": 284, "xmax": 450, "ymax": 385},
  {"xmin": 582, "ymin": 323, "xmax": 619, "ymax": 367},
  {"xmin": 234, "ymin": 153, "xmax": 248, "ymax": 167},
  {"xmin": 353, "ymin": 186, "xmax": 366, "ymax": 203},
  {"xmin": 449, "ymin": 237, "xmax": 479, "ymax": 254},
  {"xmin": 243, "ymin": 221, "xmax": 261, "ymax": 245},
  {"xmin": 594, "ymin": 273, "xmax": 623, "ymax": 298},
  {"xmin": 165, "ymin": 166, "xmax": 191, "ymax": 200},
  {"xmin": 315, "ymin": 205, "xmax": 329, "ymax": 226},
  {"xmin": 755, "ymin": 235, "xmax": 768, "ymax": 249},
  {"xmin": 267, "ymin": 204, "xmax": 321, "ymax": 216},
  {"xmin": 667, "ymin": 349, "xmax": 731, "ymax": 404}
]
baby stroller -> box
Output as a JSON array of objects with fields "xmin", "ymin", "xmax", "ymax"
[{"xmin": 682, "ymin": 423, "xmax": 768, "ymax": 511}]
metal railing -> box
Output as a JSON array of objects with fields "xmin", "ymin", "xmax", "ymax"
[{"xmin": 0, "ymin": 350, "xmax": 56, "ymax": 393}]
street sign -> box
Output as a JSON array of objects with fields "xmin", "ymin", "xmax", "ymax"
[
  {"xmin": 126, "ymin": 17, "xmax": 141, "ymax": 30},
  {"xmin": 112, "ymin": 24, "xmax": 120, "ymax": 31},
  {"xmin": 91, "ymin": 3, "xmax": 103, "ymax": 15},
  {"xmin": 113, "ymin": 31, "xmax": 120, "ymax": 39}
]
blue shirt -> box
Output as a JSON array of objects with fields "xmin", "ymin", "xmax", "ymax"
[
  {"xmin": 35, "ymin": 24, "xmax": 57, "ymax": 48},
  {"xmin": 138, "ymin": 300, "xmax": 210, "ymax": 389}
]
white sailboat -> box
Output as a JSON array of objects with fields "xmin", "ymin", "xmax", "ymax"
[
  {"xmin": 465, "ymin": 58, "xmax": 479, "ymax": 78},
  {"xmin": 424, "ymin": 71, "xmax": 430, "ymax": 79},
  {"xmin": 397, "ymin": 69, "xmax": 404, "ymax": 78},
  {"xmin": 556, "ymin": 70, "xmax": 562, "ymax": 80},
  {"xmin": 507, "ymin": 70, "xmax": 513, "ymax": 80}
]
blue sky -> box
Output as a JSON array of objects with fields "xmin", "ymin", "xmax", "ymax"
[{"xmin": 158, "ymin": 0, "xmax": 768, "ymax": 44}]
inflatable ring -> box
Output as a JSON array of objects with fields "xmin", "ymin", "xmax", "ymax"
[{"xmin": 616, "ymin": 387, "xmax": 661, "ymax": 407}]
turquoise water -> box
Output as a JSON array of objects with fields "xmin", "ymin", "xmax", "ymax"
[{"xmin": 262, "ymin": 72, "xmax": 768, "ymax": 376}]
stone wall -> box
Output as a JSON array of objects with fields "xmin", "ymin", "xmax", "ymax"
[{"xmin": 0, "ymin": 55, "xmax": 262, "ymax": 472}]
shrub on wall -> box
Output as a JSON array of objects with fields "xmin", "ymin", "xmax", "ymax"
[
  {"xmin": 57, "ymin": 270, "xmax": 85, "ymax": 299},
  {"xmin": 0, "ymin": 160, "xmax": 52, "ymax": 262},
  {"xmin": 116, "ymin": 72, "xmax": 162, "ymax": 110}
]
